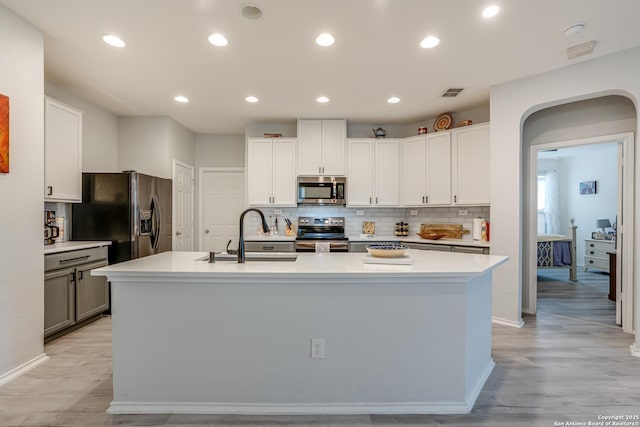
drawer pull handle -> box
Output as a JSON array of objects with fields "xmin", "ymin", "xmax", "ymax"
[
  {"xmin": 590, "ymin": 243, "xmax": 595, "ymax": 247},
  {"xmin": 589, "ymin": 260, "xmax": 594, "ymax": 264},
  {"xmin": 263, "ymin": 246, "xmax": 275, "ymax": 251},
  {"xmin": 59, "ymin": 255, "xmax": 90, "ymax": 264}
]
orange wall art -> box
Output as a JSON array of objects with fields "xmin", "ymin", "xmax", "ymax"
[{"xmin": 0, "ymin": 94, "xmax": 8, "ymax": 173}]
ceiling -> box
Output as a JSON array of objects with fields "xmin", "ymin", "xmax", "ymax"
[{"xmin": 2, "ymin": 0, "xmax": 640, "ymax": 134}]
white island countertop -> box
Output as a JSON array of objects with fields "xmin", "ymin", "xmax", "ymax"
[
  {"xmin": 93, "ymin": 249, "xmax": 506, "ymax": 280},
  {"xmin": 44, "ymin": 240, "xmax": 111, "ymax": 255}
]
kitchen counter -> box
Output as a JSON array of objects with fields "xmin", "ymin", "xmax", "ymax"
[
  {"xmin": 244, "ymin": 234, "xmax": 490, "ymax": 248},
  {"xmin": 348, "ymin": 235, "xmax": 491, "ymax": 248},
  {"xmin": 94, "ymin": 250, "xmax": 507, "ymax": 415},
  {"xmin": 44, "ymin": 240, "xmax": 111, "ymax": 255},
  {"xmin": 243, "ymin": 235, "xmax": 296, "ymax": 241}
]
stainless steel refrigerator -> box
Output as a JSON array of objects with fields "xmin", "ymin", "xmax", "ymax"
[{"xmin": 72, "ymin": 172, "xmax": 172, "ymax": 264}]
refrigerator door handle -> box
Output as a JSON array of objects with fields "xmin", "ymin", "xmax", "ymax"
[{"xmin": 150, "ymin": 195, "xmax": 161, "ymax": 250}]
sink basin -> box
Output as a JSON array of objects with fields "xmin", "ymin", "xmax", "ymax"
[{"xmin": 196, "ymin": 252, "xmax": 298, "ymax": 262}]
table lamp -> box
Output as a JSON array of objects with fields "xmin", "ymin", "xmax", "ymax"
[{"xmin": 596, "ymin": 219, "xmax": 611, "ymax": 233}]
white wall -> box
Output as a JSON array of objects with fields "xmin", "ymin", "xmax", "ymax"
[
  {"xmin": 490, "ymin": 45, "xmax": 640, "ymax": 342},
  {"xmin": 118, "ymin": 116, "xmax": 169, "ymax": 178},
  {"xmin": 168, "ymin": 118, "xmax": 195, "ymax": 170},
  {"xmin": 561, "ymin": 144, "xmax": 618, "ymax": 264},
  {"xmin": 118, "ymin": 116, "xmax": 195, "ymax": 179},
  {"xmin": 348, "ymin": 105, "xmax": 490, "ymax": 138},
  {"xmin": 44, "ymin": 81, "xmax": 118, "ymax": 172},
  {"xmin": 0, "ymin": 5, "xmax": 45, "ymax": 380}
]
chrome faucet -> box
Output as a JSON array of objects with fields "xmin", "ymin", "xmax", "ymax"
[{"xmin": 237, "ymin": 208, "xmax": 270, "ymax": 263}]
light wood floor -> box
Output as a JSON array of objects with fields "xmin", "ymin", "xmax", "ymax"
[{"xmin": 1, "ymin": 271, "xmax": 638, "ymax": 427}]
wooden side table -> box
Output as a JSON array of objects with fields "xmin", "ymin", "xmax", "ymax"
[{"xmin": 607, "ymin": 251, "xmax": 616, "ymax": 301}]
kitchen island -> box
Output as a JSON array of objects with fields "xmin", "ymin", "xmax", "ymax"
[{"xmin": 93, "ymin": 250, "xmax": 507, "ymax": 415}]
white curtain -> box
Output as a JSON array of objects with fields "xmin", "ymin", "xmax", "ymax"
[{"xmin": 544, "ymin": 171, "xmax": 561, "ymax": 234}]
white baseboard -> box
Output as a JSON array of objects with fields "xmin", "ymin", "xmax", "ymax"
[
  {"xmin": 108, "ymin": 400, "xmax": 474, "ymax": 415},
  {"xmin": 492, "ymin": 316, "xmax": 524, "ymax": 328},
  {"xmin": 464, "ymin": 360, "xmax": 495, "ymax": 412},
  {"xmin": 631, "ymin": 342, "xmax": 640, "ymax": 358},
  {"xmin": 0, "ymin": 353, "xmax": 49, "ymax": 388}
]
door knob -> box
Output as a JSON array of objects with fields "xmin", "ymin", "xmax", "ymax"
[
  {"xmin": 204, "ymin": 229, "xmax": 210, "ymax": 234},
  {"xmin": 175, "ymin": 231, "xmax": 182, "ymax": 236}
]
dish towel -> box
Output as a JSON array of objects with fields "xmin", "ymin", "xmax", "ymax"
[{"xmin": 315, "ymin": 242, "xmax": 330, "ymax": 253}]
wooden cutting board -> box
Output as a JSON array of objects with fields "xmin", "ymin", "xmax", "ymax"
[{"xmin": 419, "ymin": 224, "xmax": 470, "ymax": 239}]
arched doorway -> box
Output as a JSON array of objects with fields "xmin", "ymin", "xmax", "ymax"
[{"xmin": 522, "ymin": 95, "xmax": 636, "ymax": 333}]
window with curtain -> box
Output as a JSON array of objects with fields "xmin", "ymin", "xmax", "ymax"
[{"xmin": 538, "ymin": 175, "xmax": 546, "ymax": 234}]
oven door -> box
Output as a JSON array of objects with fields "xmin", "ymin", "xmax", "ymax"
[{"xmin": 295, "ymin": 240, "xmax": 349, "ymax": 253}]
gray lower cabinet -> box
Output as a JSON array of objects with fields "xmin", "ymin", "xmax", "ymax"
[
  {"xmin": 452, "ymin": 246, "xmax": 490, "ymax": 254},
  {"xmin": 244, "ymin": 241, "xmax": 295, "ymax": 252},
  {"xmin": 76, "ymin": 260, "xmax": 109, "ymax": 322},
  {"xmin": 44, "ymin": 267, "xmax": 75, "ymax": 336},
  {"xmin": 44, "ymin": 247, "xmax": 109, "ymax": 337},
  {"xmin": 402, "ymin": 242, "xmax": 452, "ymax": 252}
]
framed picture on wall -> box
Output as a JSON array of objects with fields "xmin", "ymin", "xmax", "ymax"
[{"xmin": 579, "ymin": 180, "xmax": 597, "ymax": 195}]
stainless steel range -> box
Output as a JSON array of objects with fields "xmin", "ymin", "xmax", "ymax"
[{"xmin": 295, "ymin": 217, "xmax": 348, "ymax": 252}]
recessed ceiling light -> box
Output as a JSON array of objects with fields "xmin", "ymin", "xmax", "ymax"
[
  {"xmin": 241, "ymin": 3, "xmax": 263, "ymax": 19},
  {"xmin": 316, "ymin": 33, "xmax": 335, "ymax": 47},
  {"xmin": 174, "ymin": 96, "xmax": 189, "ymax": 103},
  {"xmin": 387, "ymin": 97, "xmax": 400, "ymax": 104},
  {"xmin": 316, "ymin": 96, "xmax": 330, "ymax": 103},
  {"xmin": 102, "ymin": 34, "xmax": 126, "ymax": 48},
  {"xmin": 245, "ymin": 96, "xmax": 259, "ymax": 103},
  {"xmin": 564, "ymin": 23, "xmax": 585, "ymax": 37},
  {"xmin": 420, "ymin": 35, "xmax": 440, "ymax": 49},
  {"xmin": 482, "ymin": 5, "xmax": 500, "ymax": 18},
  {"xmin": 208, "ymin": 33, "xmax": 228, "ymax": 47}
]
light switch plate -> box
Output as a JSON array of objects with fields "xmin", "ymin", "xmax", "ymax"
[
  {"xmin": 409, "ymin": 210, "xmax": 418, "ymax": 216},
  {"xmin": 356, "ymin": 210, "xmax": 364, "ymax": 216},
  {"xmin": 274, "ymin": 209, "xmax": 282, "ymax": 214},
  {"xmin": 458, "ymin": 209, "xmax": 469, "ymax": 216}
]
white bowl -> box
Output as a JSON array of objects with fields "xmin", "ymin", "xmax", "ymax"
[{"xmin": 366, "ymin": 244, "xmax": 408, "ymax": 258}]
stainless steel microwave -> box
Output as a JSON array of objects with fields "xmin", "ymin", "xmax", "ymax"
[{"xmin": 297, "ymin": 177, "xmax": 346, "ymax": 205}]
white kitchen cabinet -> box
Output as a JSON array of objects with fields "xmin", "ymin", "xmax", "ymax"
[
  {"xmin": 247, "ymin": 138, "xmax": 297, "ymax": 207},
  {"xmin": 402, "ymin": 133, "xmax": 451, "ymax": 206},
  {"xmin": 44, "ymin": 97, "xmax": 83, "ymax": 202},
  {"xmin": 451, "ymin": 123, "xmax": 490, "ymax": 205},
  {"xmin": 297, "ymin": 119, "xmax": 346, "ymax": 176},
  {"xmin": 347, "ymin": 138, "xmax": 401, "ymax": 207}
]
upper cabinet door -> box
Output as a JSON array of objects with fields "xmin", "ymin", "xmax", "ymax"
[
  {"xmin": 425, "ymin": 132, "xmax": 451, "ymax": 205},
  {"xmin": 346, "ymin": 139, "xmax": 374, "ymax": 206},
  {"xmin": 374, "ymin": 139, "xmax": 401, "ymax": 206},
  {"xmin": 297, "ymin": 119, "xmax": 346, "ymax": 176},
  {"xmin": 297, "ymin": 119, "xmax": 322, "ymax": 175},
  {"xmin": 271, "ymin": 138, "xmax": 297, "ymax": 206},
  {"xmin": 451, "ymin": 124, "xmax": 490, "ymax": 205},
  {"xmin": 402, "ymin": 135, "xmax": 427, "ymax": 206},
  {"xmin": 320, "ymin": 119, "xmax": 346, "ymax": 176},
  {"xmin": 247, "ymin": 138, "xmax": 274, "ymax": 206},
  {"xmin": 44, "ymin": 97, "xmax": 83, "ymax": 202}
]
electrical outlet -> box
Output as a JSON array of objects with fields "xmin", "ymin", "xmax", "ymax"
[
  {"xmin": 409, "ymin": 210, "xmax": 418, "ymax": 216},
  {"xmin": 311, "ymin": 338, "xmax": 325, "ymax": 359},
  {"xmin": 458, "ymin": 209, "xmax": 469, "ymax": 216},
  {"xmin": 356, "ymin": 210, "xmax": 364, "ymax": 216}
]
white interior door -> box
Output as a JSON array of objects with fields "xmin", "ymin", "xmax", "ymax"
[
  {"xmin": 200, "ymin": 168, "xmax": 244, "ymax": 252},
  {"xmin": 172, "ymin": 160, "xmax": 194, "ymax": 251}
]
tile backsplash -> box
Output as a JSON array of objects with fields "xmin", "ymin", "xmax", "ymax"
[{"xmin": 247, "ymin": 206, "xmax": 491, "ymax": 241}]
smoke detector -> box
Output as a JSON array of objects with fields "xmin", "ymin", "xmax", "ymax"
[{"xmin": 564, "ymin": 23, "xmax": 585, "ymax": 37}]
